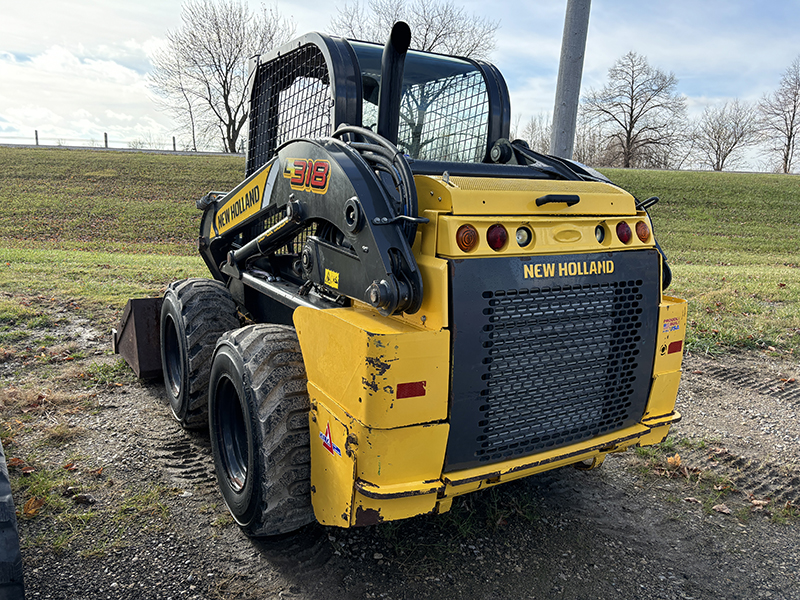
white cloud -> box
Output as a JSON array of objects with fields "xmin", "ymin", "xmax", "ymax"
[
  {"xmin": 0, "ymin": 45, "xmax": 173, "ymax": 146},
  {"xmin": 1, "ymin": 0, "xmax": 798, "ymax": 157},
  {"xmin": 104, "ymin": 110, "xmax": 135, "ymax": 122}
]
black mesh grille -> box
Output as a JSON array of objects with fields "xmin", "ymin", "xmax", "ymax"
[
  {"xmin": 247, "ymin": 45, "xmax": 333, "ymax": 175},
  {"xmin": 445, "ymin": 251, "xmax": 659, "ymax": 472},
  {"xmin": 476, "ymin": 282, "xmax": 644, "ymax": 462}
]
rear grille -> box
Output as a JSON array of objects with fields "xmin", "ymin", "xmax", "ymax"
[
  {"xmin": 445, "ymin": 251, "xmax": 659, "ymax": 472},
  {"xmin": 478, "ymin": 282, "xmax": 642, "ymax": 460}
]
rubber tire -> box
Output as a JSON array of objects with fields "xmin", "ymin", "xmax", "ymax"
[
  {"xmin": 160, "ymin": 278, "xmax": 239, "ymax": 429},
  {"xmin": 208, "ymin": 324, "xmax": 314, "ymax": 537},
  {"xmin": 0, "ymin": 439, "xmax": 25, "ymax": 599}
]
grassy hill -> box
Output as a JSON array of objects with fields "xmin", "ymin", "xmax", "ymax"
[
  {"xmin": 606, "ymin": 168, "xmax": 800, "ymax": 353},
  {"xmin": 0, "ymin": 146, "xmax": 798, "ymax": 354},
  {"xmin": 0, "ymin": 146, "xmax": 244, "ymax": 255}
]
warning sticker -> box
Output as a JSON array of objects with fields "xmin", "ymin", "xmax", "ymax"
[
  {"xmin": 662, "ymin": 317, "xmax": 680, "ymax": 333},
  {"xmin": 324, "ymin": 269, "xmax": 340, "ymax": 289},
  {"xmin": 319, "ymin": 422, "xmax": 341, "ymax": 457}
]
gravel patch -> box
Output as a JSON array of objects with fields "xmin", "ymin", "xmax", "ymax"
[{"xmin": 3, "ymin": 311, "xmax": 798, "ymax": 600}]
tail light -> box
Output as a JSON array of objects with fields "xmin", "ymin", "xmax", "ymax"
[
  {"xmin": 486, "ymin": 224, "xmax": 508, "ymax": 251},
  {"xmin": 636, "ymin": 221, "xmax": 650, "ymax": 242},
  {"xmin": 616, "ymin": 221, "xmax": 632, "ymax": 244},
  {"xmin": 456, "ymin": 224, "xmax": 479, "ymax": 252}
]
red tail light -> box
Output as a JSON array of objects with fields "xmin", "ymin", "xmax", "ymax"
[
  {"xmin": 487, "ymin": 224, "xmax": 508, "ymax": 251},
  {"xmin": 616, "ymin": 221, "xmax": 632, "ymax": 244}
]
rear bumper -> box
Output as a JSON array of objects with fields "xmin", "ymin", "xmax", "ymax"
[
  {"xmin": 295, "ymin": 288, "xmax": 687, "ymax": 529},
  {"xmin": 309, "ymin": 393, "xmax": 680, "ymax": 527}
]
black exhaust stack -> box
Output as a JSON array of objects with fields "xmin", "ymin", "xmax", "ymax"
[{"xmin": 377, "ymin": 21, "xmax": 411, "ymax": 145}]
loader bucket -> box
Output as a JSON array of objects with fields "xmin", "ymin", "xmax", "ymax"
[{"xmin": 112, "ymin": 297, "xmax": 163, "ymax": 379}]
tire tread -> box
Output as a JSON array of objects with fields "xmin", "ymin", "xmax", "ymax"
[
  {"xmin": 216, "ymin": 324, "xmax": 314, "ymax": 536},
  {"xmin": 164, "ymin": 278, "xmax": 239, "ymax": 428}
]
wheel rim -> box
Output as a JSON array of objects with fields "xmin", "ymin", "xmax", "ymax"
[
  {"xmin": 163, "ymin": 315, "xmax": 183, "ymax": 398},
  {"xmin": 215, "ymin": 375, "xmax": 248, "ymax": 493}
]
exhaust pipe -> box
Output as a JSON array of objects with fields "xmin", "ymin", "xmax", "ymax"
[{"xmin": 376, "ymin": 21, "xmax": 411, "ymax": 145}]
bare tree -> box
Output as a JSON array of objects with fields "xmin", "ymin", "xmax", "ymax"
[
  {"xmin": 149, "ymin": 0, "xmax": 295, "ymax": 152},
  {"xmin": 572, "ymin": 108, "xmax": 606, "ymax": 167},
  {"xmin": 583, "ymin": 51, "xmax": 687, "ymax": 168},
  {"xmin": 330, "ymin": 0, "xmax": 499, "ymax": 59},
  {"xmin": 759, "ymin": 56, "xmax": 800, "ymax": 173},
  {"xmin": 515, "ymin": 113, "xmax": 552, "ymax": 155},
  {"xmin": 692, "ymin": 100, "xmax": 759, "ymax": 171},
  {"xmin": 329, "ymin": 0, "xmax": 498, "ymax": 162}
]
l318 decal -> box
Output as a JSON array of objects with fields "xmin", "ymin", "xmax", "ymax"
[{"xmin": 284, "ymin": 158, "xmax": 331, "ymax": 194}]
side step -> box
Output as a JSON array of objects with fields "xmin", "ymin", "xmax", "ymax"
[{"xmin": 112, "ymin": 298, "xmax": 163, "ymax": 379}]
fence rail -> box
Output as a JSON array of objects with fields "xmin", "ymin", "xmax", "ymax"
[
  {"xmin": 0, "ymin": 132, "xmax": 248, "ymax": 156},
  {"xmin": 0, "ymin": 131, "xmax": 185, "ymax": 151}
]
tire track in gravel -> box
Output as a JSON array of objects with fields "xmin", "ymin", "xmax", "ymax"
[
  {"xmin": 138, "ymin": 407, "xmax": 334, "ymax": 584},
  {"xmin": 149, "ymin": 433, "xmax": 218, "ymax": 491},
  {"xmin": 672, "ymin": 352, "xmax": 800, "ymax": 515},
  {"xmin": 697, "ymin": 362, "xmax": 800, "ymax": 405}
]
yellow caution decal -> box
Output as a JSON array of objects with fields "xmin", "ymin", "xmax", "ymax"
[{"xmin": 324, "ymin": 269, "xmax": 340, "ymax": 289}]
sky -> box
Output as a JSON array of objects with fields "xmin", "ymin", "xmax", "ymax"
[{"xmin": 1, "ymin": 0, "xmax": 798, "ymax": 155}]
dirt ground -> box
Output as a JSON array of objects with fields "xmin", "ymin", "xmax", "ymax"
[{"xmin": 2, "ymin": 303, "xmax": 799, "ymax": 600}]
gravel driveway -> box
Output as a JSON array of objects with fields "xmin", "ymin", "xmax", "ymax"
[{"xmin": 2, "ymin": 310, "xmax": 798, "ymax": 600}]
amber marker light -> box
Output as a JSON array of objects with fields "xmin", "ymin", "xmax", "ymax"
[
  {"xmin": 486, "ymin": 224, "xmax": 508, "ymax": 251},
  {"xmin": 456, "ymin": 224, "xmax": 479, "ymax": 252},
  {"xmin": 616, "ymin": 221, "xmax": 632, "ymax": 244},
  {"xmin": 636, "ymin": 221, "xmax": 651, "ymax": 242}
]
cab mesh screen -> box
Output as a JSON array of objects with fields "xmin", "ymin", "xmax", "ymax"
[
  {"xmin": 247, "ymin": 44, "xmax": 333, "ymax": 176},
  {"xmin": 397, "ymin": 71, "xmax": 489, "ymax": 162}
]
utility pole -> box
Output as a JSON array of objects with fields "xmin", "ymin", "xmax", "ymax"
[{"xmin": 550, "ymin": 0, "xmax": 591, "ymax": 159}]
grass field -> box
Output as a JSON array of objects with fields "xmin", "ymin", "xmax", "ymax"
[
  {"xmin": 608, "ymin": 168, "xmax": 800, "ymax": 353},
  {"xmin": 0, "ymin": 146, "xmax": 798, "ymax": 354}
]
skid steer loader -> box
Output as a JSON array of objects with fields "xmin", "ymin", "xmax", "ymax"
[{"xmin": 116, "ymin": 22, "xmax": 687, "ymax": 536}]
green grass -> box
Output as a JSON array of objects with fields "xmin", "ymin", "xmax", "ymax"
[
  {"xmin": 11, "ymin": 461, "xmax": 81, "ymax": 516},
  {"xmin": 0, "ymin": 247, "xmax": 207, "ymax": 326},
  {"xmin": 0, "ymin": 297, "xmax": 52, "ymax": 328},
  {"xmin": 605, "ymin": 169, "xmax": 800, "ymax": 263},
  {"xmin": 85, "ymin": 358, "xmax": 137, "ymax": 387},
  {"xmin": 0, "ymin": 147, "xmax": 239, "ymax": 327},
  {"xmin": 604, "ymin": 168, "xmax": 800, "ymax": 353},
  {"xmin": 0, "ymin": 148, "xmax": 798, "ymax": 351},
  {"xmin": 0, "ymin": 146, "xmax": 244, "ymax": 255},
  {"xmin": 115, "ymin": 485, "xmax": 171, "ymax": 525}
]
